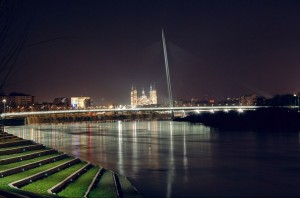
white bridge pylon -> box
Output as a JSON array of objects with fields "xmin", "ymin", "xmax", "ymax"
[{"xmin": 1, "ymin": 106, "xmax": 261, "ymax": 118}]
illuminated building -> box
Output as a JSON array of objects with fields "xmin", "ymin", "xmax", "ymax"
[
  {"xmin": 240, "ymin": 94, "xmax": 257, "ymax": 106},
  {"xmin": 131, "ymin": 86, "xmax": 138, "ymax": 107},
  {"xmin": 0, "ymin": 93, "xmax": 34, "ymax": 106},
  {"xmin": 131, "ymin": 85, "xmax": 157, "ymax": 107},
  {"xmin": 71, "ymin": 97, "xmax": 91, "ymax": 109}
]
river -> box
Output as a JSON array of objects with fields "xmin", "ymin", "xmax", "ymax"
[{"xmin": 5, "ymin": 121, "xmax": 300, "ymax": 197}]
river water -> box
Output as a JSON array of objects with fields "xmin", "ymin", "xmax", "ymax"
[{"xmin": 5, "ymin": 121, "xmax": 300, "ymax": 197}]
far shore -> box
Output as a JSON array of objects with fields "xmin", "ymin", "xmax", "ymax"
[{"xmin": 174, "ymin": 107, "xmax": 300, "ymax": 131}]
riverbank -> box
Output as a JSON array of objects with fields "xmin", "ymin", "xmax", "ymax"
[
  {"xmin": 0, "ymin": 131, "xmax": 141, "ymax": 198},
  {"xmin": 174, "ymin": 107, "xmax": 300, "ymax": 130},
  {"xmin": 2, "ymin": 112, "xmax": 172, "ymax": 125}
]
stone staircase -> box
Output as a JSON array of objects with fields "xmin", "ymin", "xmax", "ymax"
[{"xmin": 0, "ymin": 132, "xmax": 141, "ymax": 198}]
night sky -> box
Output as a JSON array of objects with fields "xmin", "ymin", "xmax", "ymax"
[{"xmin": 2, "ymin": 0, "xmax": 300, "ymax": 105}]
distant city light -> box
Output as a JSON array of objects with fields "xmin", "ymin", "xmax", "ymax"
[{"xmin": 237, "ymin": 108, "xmax": 244, "ymax": 113}]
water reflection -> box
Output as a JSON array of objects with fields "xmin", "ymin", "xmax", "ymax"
[
  {"xmin": 132, "ymin": 121, "xmax": 138, "ymax": 174},
  {"xmin": 167, "ymin": 122, "xmax": 174, "ymax": 198},
  {"xmin": 6, "ymin": 121, "xmax": 300, "ymax": 197},
  {"xmin": 118, "ymin": 121, "xmax": 124, "ymax": 174},
  {"xmin": 183, "ymin": 124, "xmax": 188, "ymax": 182}
]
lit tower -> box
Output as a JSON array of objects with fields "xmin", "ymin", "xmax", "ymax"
[
  {"xmin": 149, "ymin": 84, "xmax": 157, "ymax": 105},
  {"xmin": 131, "ymin": 85, "xmax": 138, "ymax": 107},
  {"xmin": 162, "ymin": 29, "xmax": 174, "ymax": 116}
]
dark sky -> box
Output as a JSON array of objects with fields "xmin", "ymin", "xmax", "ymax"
[{"xmin": 3, "ymin": 0, "xmax": 300, "ymax": 105}]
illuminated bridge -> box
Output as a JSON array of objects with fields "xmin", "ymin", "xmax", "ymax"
[{"xmin": 1, "ymin": 106, "xmax": 260, "ymax": 118}]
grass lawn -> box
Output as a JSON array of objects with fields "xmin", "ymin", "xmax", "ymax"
[
  {"xmin": 22, "ymin": 162, "xmax": 86, "ymax": 196},
  {"xmin": 58, "ymin": 166, "xmax": 100, "ymax": 198},
  {"xmin": 89, "ymin": 170, "xmax": 117, "ymax": 198}
]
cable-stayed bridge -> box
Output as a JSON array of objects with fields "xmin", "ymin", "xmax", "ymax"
[{"xmin": 0, "ymin": 30, "xmax": 269, "ymax": 121}]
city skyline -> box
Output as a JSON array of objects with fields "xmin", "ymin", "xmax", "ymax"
[{"xmin": 1, "ymin": 0, "xmax": 300, "ymax": 105}]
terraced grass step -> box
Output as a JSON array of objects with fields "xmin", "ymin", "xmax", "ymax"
[
  {"xmin": 0, "ymin": 133, "xmax": 14, "ymax": 137},
  {"xmin": 0, "ymin": 154, "xmax": 69, "ymax": 177},
  {"xmin": 0, "ymin": 148, "xmax": 46, "ymax": 161},
  {"xmin": 0, "ymin": 148, "xmax": 52, "ymax": 160},
  {"xmin": 60, "ymin": 166, "xmax": 100, "ymax": 198},
  {"xmin": 0, "ymin": 145, "xmax": 30, "ymax": 151},
  {"xmin": 48, "ymin": 163, "xmax": 93, "ymax": 194},
  {"xmin": 0, "ymin": 138, "xmax": 22, "ymax": 143},
  {"xmin": 10, "ymin": 158, "xmax": 81, "ymax": 189},
  {"xmin": 83, "ymin": 167, "xmax": 103, "ymax": 198},
  {"xmin": 89, "ymin": 170, "xmax": 118, "ymax": 198},
  {"xmin": 0, "ymin": 133, "xmax": 140, "ymax": 198},
  {"xmin": 0, "ymin": 157, "xmax": 74, "ymax": 192},
  {"xmin": 117, "ymin": 174, "xmax": 140, "ymax": 198},
  {"xmin": 0, "ymin": 134, "xmax": 22, "ymax": 143},
  {"xmin": 0, "ymin": 140, "xmax": 32, "ymax": 149},
  {"xmin": 0, "ymin": 144, "xmax": 44, "ymax": 155},
  {"xmin": 21, "ymin": 162, "xmax": 87, "ymax": 196},
  {"xmin": 0, "ymin": 132, "xmax": 14, "ymax": 137},
  {"xmin": 0, "ymin": 153, "xmax": 62, "ymax": 172},
  {"xmin": 112, "ymin": 172, "xmax": 123, "ymax": 198},
  {"xmin": 0, "ymin": 137, "xmax": 19, "ymax": 140},
  {"xmin": 0, "ymin": 149, "xmax": 57, "ymax": 165},
  {"xmin": 0, "ymin": 189, "xmax": 30, "ymax": 198}
]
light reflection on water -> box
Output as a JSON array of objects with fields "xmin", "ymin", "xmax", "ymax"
[{"xmin": 6, "ymin": 121, "xmax": 300, "ymax": 197}]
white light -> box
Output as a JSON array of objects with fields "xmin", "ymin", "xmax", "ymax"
[{"xmin": 237, "ymin": 108, "xmax": 243, "ymax": 113}]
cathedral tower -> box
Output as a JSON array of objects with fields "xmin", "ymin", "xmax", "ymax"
[
  {"xmin": 131, "ymin": 85, "xmax": 138, "ymax": 107},
  {"xmin": 149, "ymin": 84, "xmax": 157, "ymax": 105}
]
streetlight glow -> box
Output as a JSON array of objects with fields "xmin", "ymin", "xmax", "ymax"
[{"xmin": 2, "ymin": 99, "xmax": 6, "ymax": 114}]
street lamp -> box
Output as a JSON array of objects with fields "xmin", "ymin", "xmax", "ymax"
[
  {"xmin": 1, "ymin": 99, "xmax": 6, "ymax": 132},
  {"xmin": 294, "ymin": 94, "xmax": 299, "ymax": 112},
  {"xmin": 2, "ymin": 99, "xmax": 6, "ymax": 114}
]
